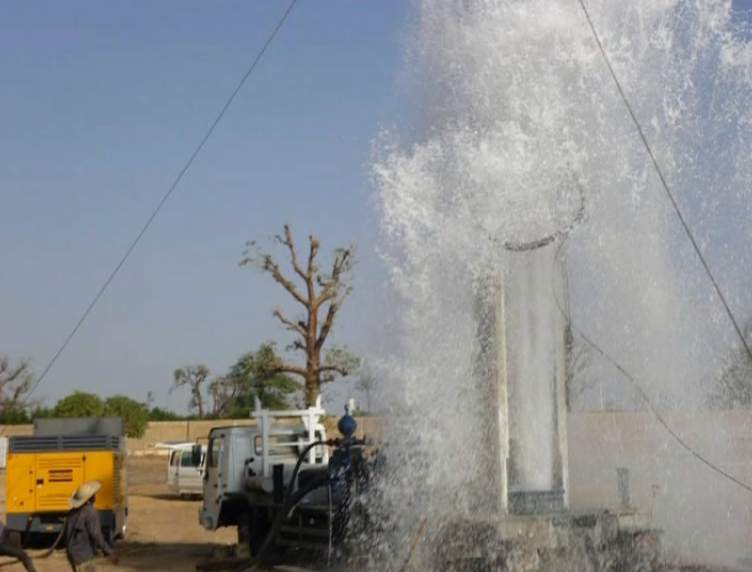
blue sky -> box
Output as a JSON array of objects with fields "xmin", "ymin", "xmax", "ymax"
[
  {"xmin": 4, "ymin": 0, "xmax": 752, "ymax": 415},
  {"xmin": 0, "ymin": 1, "xmax": 412, "ymax": 413}
]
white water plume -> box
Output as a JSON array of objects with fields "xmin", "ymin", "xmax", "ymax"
[{"xmin": 369, "ymin": 0, "xmax": 752, "ymax": 568}]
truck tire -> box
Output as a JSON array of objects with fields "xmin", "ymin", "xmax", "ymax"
[{"xmin": 238, "ymin": 510, "xmax": 270, "ymax": 557}]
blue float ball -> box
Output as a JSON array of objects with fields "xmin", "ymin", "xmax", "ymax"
[{"xmin": 338, "ymin": 413, "xmax": 357, "ymax": 439}]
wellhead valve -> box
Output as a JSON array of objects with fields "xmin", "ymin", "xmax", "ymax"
[{"xmin": 338, "ymin": 399, "xmax": 357, "ymax": 439}]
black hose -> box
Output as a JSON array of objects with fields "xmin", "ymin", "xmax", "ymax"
[
  {"xmin": 196, "ymin": 474, "xmax": 329, "ymax": 572},
  {"xmin": 0, "ymin": 520, "xmax": 66, "ymax": 567},
  {"xmin": 230, "ymin": 440, "xmax": 329, "ymax": 572},
  {"xmin": 195, "ymin": 440, "xmax": 329, "ymax": 572},
  {"xmin": 37, "ymin": 520, "xmax": 66, "ymax": 558},
  {"xmin": 231, "ymin": 474, "xmax": 328, "ymax": 572}
]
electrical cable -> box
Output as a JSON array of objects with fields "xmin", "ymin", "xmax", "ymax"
[
  {"xmin": 576, "ymin": 0, "xmax": 752, "ymax": 370},
  {"xmin": 3, "ymin": 0, "xmax": 300, "ymax": 421},
  {"xmin": 552, "ymin": 241, "xmax": 752, "ymax": 495},
  {"xmin": 582, "ymin": 328, "xmax": 752, "ymax": 496}
]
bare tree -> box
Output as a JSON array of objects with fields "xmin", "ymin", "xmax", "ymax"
[
  {"xmin": 207, "ymin": 376, "xmax": 238, "ymax": 418},
  {"xmin": 355, "ymin": 361, "xmax": 376, "ymax": 413},
  {"xmin": 0, "ymin": 357, "xmax": 36, "ymax": 418},
  {"xmin": 241, "ymin": 224, "xmax": 360, "ymax": 405},
  {"xmin": 708, "ymin": 327, "xmax": 752, "ymax": 409},
  {"xmin": 171, "ymin": 365, "xmax": 210, "ymax": 418},
  {"xmin": 564, "ymin": 326, "xmax": 595, "ymax": 412}
]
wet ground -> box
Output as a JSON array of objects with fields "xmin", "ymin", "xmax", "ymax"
[{"xmin": 0, "ymin": 458, "xmax": 736, "ymax": 571}]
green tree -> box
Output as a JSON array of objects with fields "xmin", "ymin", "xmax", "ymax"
[
  {"xmin": 0, "ymin": 408, "xmax": 30, "ymax": 424},
  {"xmin": 103, "ymin": 395, "xmax": 149, "ymax": 438},
  {"xmin": 147, "ymin": 407, "xmax": 183, "ymax": 421},
  {"xmin": 241, "ymin": 224, "xmax": 359, "ymax": 405},
  {"xmin": 354, "ymin": 361, "xmax": 376, "ymax": 413},
  {"xmin": 224, "ymin": 343, "xmax": 301, "ymax": 415},
  {"xmin": 30, "ymin": 406, "xmax": 55, "ymax": 420},
  {"xmin": 54, "ymin": 391, "xmax": 104, "ymax": 417}
]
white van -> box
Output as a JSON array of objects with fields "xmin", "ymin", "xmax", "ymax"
[{"xmin": 159, "ymin": 442, "xmax": 206, "ymax": 499}]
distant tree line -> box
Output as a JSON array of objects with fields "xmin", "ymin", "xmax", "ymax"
[{"xmin": 0, "ymin": 386, "xmax": 183, "ymax": 438}]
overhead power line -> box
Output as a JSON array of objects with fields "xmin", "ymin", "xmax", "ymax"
[
  {"xmin": 577, "ymin": 0, "xmax": 752, "ymax": 366},
  {"xmin": 18, "ymin": 0, "xmax": 300, "ymax": 407},
  {"xmin": 576, "ymin": 0, "xmax": 752, "ymax": 494},
  {"xmin": 579, "ymin": 326, "xmax": 752, "ymax": 495}
]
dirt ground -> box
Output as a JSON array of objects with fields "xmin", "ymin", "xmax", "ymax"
[{"xmin": 0, "ymin": 456, "xmax": 241, "ymax": 572}]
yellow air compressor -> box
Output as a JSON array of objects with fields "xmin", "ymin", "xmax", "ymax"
[{"xmin": 5, "ymin": 417, "xmax": 127, "ymax": 544}]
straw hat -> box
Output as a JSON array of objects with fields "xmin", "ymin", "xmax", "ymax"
[{"xmin": 69, "ymin": 480, "xmax": 101, "ymax": 509}]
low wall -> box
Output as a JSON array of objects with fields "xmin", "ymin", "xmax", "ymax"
[
  {"xmin": 0, "ymin": 415, "xmax": 386, "ymax": 456},
  {"xmin": 567, "ymin": 410, "xmax": 752, "ymax": 568}
]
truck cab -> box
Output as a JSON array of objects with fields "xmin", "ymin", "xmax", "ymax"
[{"xmin": 198, "ymin": 397, "xmax": 329, "ymax": 536}]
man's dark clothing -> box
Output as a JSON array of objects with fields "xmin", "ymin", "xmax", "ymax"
[
  {"xmin": 0, "ymin": 520, "xmax": 37, "ymax": 572},
  {"xmin": 63, "ymin": 502, "xmax": 113, "ymax": 569}
]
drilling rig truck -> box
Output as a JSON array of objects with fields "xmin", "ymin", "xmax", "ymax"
[{"xmin": 196, "ymin": 397, "xmax": 369, "ymax": 560}]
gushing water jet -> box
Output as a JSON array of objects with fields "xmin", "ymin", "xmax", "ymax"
[{"xmin": 371, "ymin": 0, "xmax": 752, "ymax": 569}]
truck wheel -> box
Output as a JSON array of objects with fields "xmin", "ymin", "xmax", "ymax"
[{"xmin": 239, "ymin": 510, "xmax": 270, "ymax": 557}]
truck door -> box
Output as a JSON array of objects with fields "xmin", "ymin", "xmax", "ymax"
[{"xmin": 200, "ymin": 435, "xmax": 223, "ymax": 530}]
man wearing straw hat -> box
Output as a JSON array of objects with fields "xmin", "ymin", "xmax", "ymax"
[{"xmin": 62, "ymin": 480, "xmax": 119, "ymax": 571}]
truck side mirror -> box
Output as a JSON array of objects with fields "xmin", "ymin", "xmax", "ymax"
[{"xmin": 191, "ymin": 444, "xmax": 202, "ymax": 467}]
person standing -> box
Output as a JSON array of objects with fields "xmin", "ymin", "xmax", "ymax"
[
  {"xmin": 0, "ymin": 519, "xmax": 37, "ymax": 572},
  {"xmin": 63, "ymin": 480, "xmax": 119, "ymax": 571}
]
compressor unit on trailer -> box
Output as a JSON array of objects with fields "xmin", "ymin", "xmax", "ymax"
[{"xmin": 5, "ymin": 417, "xmax": 128, "ymax": 544}]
